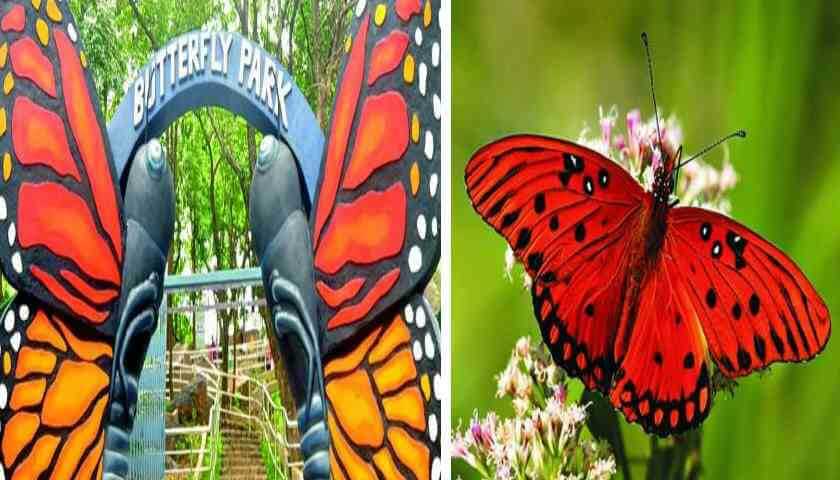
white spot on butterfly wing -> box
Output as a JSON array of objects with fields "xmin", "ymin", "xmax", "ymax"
[
  {"xmin": 417, "ymin": 215, "xmax": 427, "ymax": 240},
  {"xmin": 424, "ymin": 332, "xmax": 435, "ymax": 359},
  {"xmin": 413, "ymin": 340, "xmax": 423, "ymax": 361},
  {"xmin": 0, "ymin": 197, "xmax": 6, "ymax": 220},
  {"xmin": 432, "ymin": 42, "xmax": 440, "ymax": 68},
  {"xmin": 0, "ymin": 384, "xmax": 6, "ymax": 409},
  {"xmin": 415, "ymin": 27, "xmax": 423, "ymax": 46},
  {"xmin": 3, "ymin": 311, "xmax": 13, "ymax": 333},
  {"xmin": 430, "ymin": 174, "xmax": 439, "ymax": 197},
  {"xmin": 18, "ymin": 305, "xmax": 28, "ymax": 322},
  {"xmin": 424, "ymin": 131, "xmax": 434, "ymax": 159},
  {"xmin": 68, "ymin": 23, "xmax": 78, "ymax": 43},
  {"xmin": 10, "ymin": 332, "xmax": 20, "ymax": 352},
  {"xmin": 433, "ymin": 374, "xmax": 441, "ymax": 400},
  {"xmin": 404, "ymin": 304, "xmax": 414, "ymax": 324},
  {"xmin": 7, "ymin": 222, "xmax": 15, "ymax": 246},
  {"xmin": 432, "ymin": 457, "xmax": 441, "ymax": 480},
  {"xmin": 354, "ymin": 0, "xmax": 366, "ymax": 17},
  {"xmin": 11, "ymin": 252, "xmax": 21, "ymax": 274},
  {"xmin": 428, "ymin": 413, "xmax": 438, "ymax": 442},
  {"xmin": 433, "ymin": 94, "xmax": 441, "ymax": 120},
  {"xmin": 415, "ymin": 306, "xmax": 426, "ymax": 328},
  {"xmin": 419, "ymin": 62, "xmax": 428, "ymax": 96},
  {"xmin": 408, "ymin": 246, "xmax": 422, "ymax": 273},
  {"xmin": 432, "ymin": 217, "xmax": 438, "ymax": 238}
]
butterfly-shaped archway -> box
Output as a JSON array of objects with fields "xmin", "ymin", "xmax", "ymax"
[{"xmin": 104, "ymin": 30, "xmax": 325, "ymax": 479}]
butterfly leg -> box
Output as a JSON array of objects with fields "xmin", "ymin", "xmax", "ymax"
[
  {"xmin": 250, "ymin": 136, "xmax": 329, "ymax": 479},
  {"xmin": 104, "ymin": 139, "xmax": 175, "ymax": 479}
]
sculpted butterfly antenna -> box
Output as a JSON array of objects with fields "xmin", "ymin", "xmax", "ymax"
[
  {"xmin": 677, "ymin": 130, "xmax": 747, "ymax": 169},
  {"xmin": 641, "ymin": 32, "xmax": 664, "ymax": 149}
]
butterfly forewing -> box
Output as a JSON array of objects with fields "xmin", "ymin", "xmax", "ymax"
[
  {"xmin": 311, "ymin": 0, "xmax": 441, "ymax": 355},
  {"xmin": 0, "ymin": 0, "xmax": 125, "ymax": 327},
  {"xmin": 666, "ymin": 207, "xmax": 830, "ymax": 377},
  {"xmin": 467, "ymin": 135, "xmax": 645, "ymax": 392}
]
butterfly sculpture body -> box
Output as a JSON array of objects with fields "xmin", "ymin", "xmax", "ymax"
[
  {"xmin": 251, "ymin": 0, "xmax": 442, "ymax": 478},
  {"xmin": 0, "ymin": 1, "xmax": 175, "ymax": 478},
  {"xmin": 466, "ymin": 131, "xmax": 830, "ymax": 436}
]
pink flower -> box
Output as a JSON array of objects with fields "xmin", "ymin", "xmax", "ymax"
[
  {"xmin": 626, "ymin": 109, "xmax": 641, "ymax": 138},
  {"xmin": 651, "ymin": 146, "xmax": 663, "ymax": 171},
  {"xmin": 470, "ymin": 417, "xmax": 487, "ymax": 448},
  {"xmin": 600, "ymin": 115, "xmax": 614, "ymax": 146},
  {"xmin": 554, "ymin": 385, "xmax": 567, "ymax": 404},
  {"xmin": 451, "ymin": 434, "xmax": 471, "ymax": 460},
  {"xmin": 613, "ymin": 134, "xmax": 626, "ymax": 152}
]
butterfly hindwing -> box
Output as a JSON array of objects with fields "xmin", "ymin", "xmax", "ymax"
[
  {"xmin": 0, "ymin": 1, "xmax": 124, "ymax": 328},
  {"xmin": 467, "ymin": 135, "xmax": 646, "ymax": 392},
  {"xmin": 311, "ymin": 0, "xmax": 442, "ymax": 353},
  {"xmin": 324, "ymin": 294, "xmax": 441, "ymax": 480},
  {"xmin": 0, "ymin": 294, "xmax": 111, "ymax": 479},
  {"xmin": 667, "ymin": 207, "xmax": 830, "ymax": 377},
  {"xmin": 608, "ymin": 260, "xmax": 713, "ymax": 436}
]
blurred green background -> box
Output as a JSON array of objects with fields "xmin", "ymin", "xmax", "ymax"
[{"xmin": 452, "ymin": 1, "xmax": 840, "ymax": 478}]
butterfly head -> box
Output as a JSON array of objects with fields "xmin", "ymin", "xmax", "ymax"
[{"xmin": 651, "ymin": 145, "xmax": 682, "ymax": 204}]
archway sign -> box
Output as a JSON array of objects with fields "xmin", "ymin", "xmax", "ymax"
[
  {"xmin": 104, "ymin": 31, "xmax": 324, "ymax": 479},
  {"xmin": 107, "ymin": 30, "xmax": 324, "ymax": 201}
]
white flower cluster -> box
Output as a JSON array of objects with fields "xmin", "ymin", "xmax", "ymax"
[{"xmin": 452, "ymin": 337, "xmax": 617, "ymax": 479}]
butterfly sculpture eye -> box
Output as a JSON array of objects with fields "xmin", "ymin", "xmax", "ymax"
[{"xmin": 465, "ymin": 41, "xmax": 830, "ymax": 436}]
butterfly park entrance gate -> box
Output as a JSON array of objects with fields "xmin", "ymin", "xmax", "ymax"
[{"xmin": 106, "ymin": 30, "xmax": 325, "ymax": 479}]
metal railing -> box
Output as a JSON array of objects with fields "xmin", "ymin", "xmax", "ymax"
[{"xmin": 162, "ymin": 343, "xmax": 301, "ymax": 479}]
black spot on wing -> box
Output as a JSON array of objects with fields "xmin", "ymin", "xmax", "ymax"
[
  {"xmin": 754, "ymin": 335, "xmax": 766, "ymax": 362},
  {"xmin": 516, "ymin": 228, "xmax": 531, "ymax": 250},
  {"xmin": 706, "ymin": 289, "xmax": 717, "ymax": 308},
  {"xmin": 501, "ymin": 210, "xmax": 520, "ymax": 229},
  {"xmin": 527, "ymin": 252, "xmax": 544, "ymax": 271},
  {"xmin": 683, "ymin": 353, "xmax": 695, "ymax": 369},
  {"xmin": 737, "ymin": 348, "xmax": 752, "ymax": 370},
  {"xmin": 575, "ymin": 223, "xmax": 586, "ymax": 242},
  {"xmin": 749, "ymin": 293, "xmax": 760, "ymax": 315},
  {"xmin": 534, "ymin": 193, "xmax": 546, "ymax": 214}
]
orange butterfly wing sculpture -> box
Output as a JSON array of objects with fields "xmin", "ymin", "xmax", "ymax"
[
  {"xmin": 0, "ymin": 1, "xmax": 126, "ymax": 478},
  {"xmin": 311, "ymin": 1, "xmax": 442, "ymax": 478}
]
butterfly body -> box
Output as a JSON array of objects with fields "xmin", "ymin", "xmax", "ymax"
[{"xmin": 467, "ymin": 133, "xmax": 830, "ymax": 436}]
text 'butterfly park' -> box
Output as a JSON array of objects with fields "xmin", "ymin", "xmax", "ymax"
[{"xmin": 0, "ymin": 0, "xmax": 442, "ymax": 479}]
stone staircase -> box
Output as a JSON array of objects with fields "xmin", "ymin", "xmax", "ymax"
[{"xmin": 220, "ymin": 415, "xmax": 267, "ymax": 479}]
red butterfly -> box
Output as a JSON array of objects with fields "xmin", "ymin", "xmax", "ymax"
[{"xmin": 465, "ymin": 34, "xmax": 830, "ymax": 436}]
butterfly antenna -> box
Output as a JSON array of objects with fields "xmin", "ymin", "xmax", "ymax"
[
  {"xmin": 678, "ymin": 130, "xmax": 747, "ymax": 169},
  {"xmin": 641, "ymin": 32, "xmax": 664, "ymax": 150}
]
